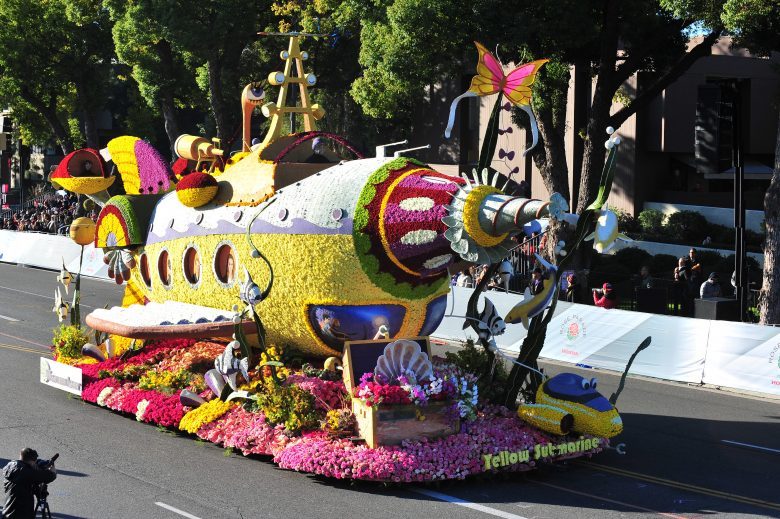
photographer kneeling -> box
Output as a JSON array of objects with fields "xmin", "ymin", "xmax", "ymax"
[{"xmin": 3, "ymin": 448, "xmax": 56, "ymax": 518}]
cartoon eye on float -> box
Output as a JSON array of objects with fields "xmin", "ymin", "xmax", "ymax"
[{"xmin": 581, "ymin": 378, "xmax": 591, "ymax": 390}]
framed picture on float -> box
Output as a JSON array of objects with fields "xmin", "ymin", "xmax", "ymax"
[{"xmin": 342, "ymin": 336, "xmax": 431, "ymax": 392}]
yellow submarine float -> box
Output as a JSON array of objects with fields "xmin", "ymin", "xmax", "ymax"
[{"xmin": 51, "ymin": 35, "xmax": 565, "ymax": 359}]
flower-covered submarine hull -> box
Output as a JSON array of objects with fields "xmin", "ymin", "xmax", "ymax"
[{"xmin": 85, "ymin": 150, "xmax": 554, "ymax": 357}]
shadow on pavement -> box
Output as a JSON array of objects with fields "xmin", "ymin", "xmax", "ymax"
[{"xmin": 55, "ymin": 469, "xmax": 88, "ymax": 477}]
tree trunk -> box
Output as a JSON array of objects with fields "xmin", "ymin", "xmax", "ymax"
[
  {"xmin": 82, "ymin": 108, "xmax": 100, "ymax": 149},
  {"xmin": 207, "ymin": 57, "xmax": 229, "ymax": 144},
  {"xmin": 759, "ymin": 110, "xmax": 780, "ymax": 325},
  {"xmin": 75, "ymin": 83, "xmax": 100, "ymax": 149},
  {"xmin": 19, "ymin": 90, "xmax": 73, "ymax": 154},
  {"xmin": 160, "ymin": 96, "xmax": 180, "ymax": 156},
  {"xmin": 156, "ymin": 39, "xmax": 182, "ymax": 155},
  {"xmin": 575, "ymin": 0, "xmax": 619, "ymax": 214},
  {"xmin": 532, "ymin": 102, "xmax": 570, "ymax": 201}
]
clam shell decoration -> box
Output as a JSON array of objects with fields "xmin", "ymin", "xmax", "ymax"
[{"xmin": 374, "ymin": 339, "xmax": 433, "ymax": 384}]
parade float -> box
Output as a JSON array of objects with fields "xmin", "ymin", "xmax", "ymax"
[{"xmin": 45, "ymin": 35, "xmax": 643, "ymax": 482}]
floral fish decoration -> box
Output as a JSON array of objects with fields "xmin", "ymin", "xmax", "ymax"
[
  {"xmin": 465, "ymin": 298, "xmax": 506, "ymax": 347},
  {"xmin": 505, "ymin": 254, "xmax": 558, "ymax": 329},
  {"xmin": 445, "ymin": 41, "xmax": 548, "ymax": 156},
  {"xmin": 52, "ymin": 287, "xmax": 70, "ymax": 322},
  {"xmin": 57, "ymin": 260, "xmax": 73, "ymax": 294},
  {"xmin": 214, "ymin": 341, "xmax": 250, "ymax": 390},
  {"xmin": 584, "ymin": 205, "xmax": 631, "ymax": 253},
  {"xmin": 238, "ymin": 268, "xmax": 263, "ymax": 307}
]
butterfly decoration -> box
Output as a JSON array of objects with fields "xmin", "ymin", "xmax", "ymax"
[
  {"xmin": 497, "ymin": 127, "xmax": 513, "ymax": 135},
  {"xmin": 498, "ymin": 149, "xmax": 515, "ymax": 161},
  {"xmin": 445, "ymin": 42, "xmax": 548, "ymax": 157}
]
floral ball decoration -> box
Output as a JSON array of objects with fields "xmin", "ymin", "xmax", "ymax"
[
  {"xmin": 69, "ymin": 217, "xmax": 97, "ymax": 246},
  {"xmin": 175, "ymin": 172, "xmax": 219, "ymax": 208}
]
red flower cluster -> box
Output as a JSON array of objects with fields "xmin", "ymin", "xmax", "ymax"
[{"xmin": 354, "ymin": 382, "xmax": 412, "ymax": 406}]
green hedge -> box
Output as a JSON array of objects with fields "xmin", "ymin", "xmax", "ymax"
[{"xmin": 632, "ymin": 209, "xmax": 764, "ymax": 251}]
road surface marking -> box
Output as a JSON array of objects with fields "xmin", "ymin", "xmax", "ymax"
[
  {"xmin": 721, "ymin": 439, "xmax": 780, "ymax": 454},
  {"xmin": 154, "ymin": 502, "xmax": 203, "ymax": 519},
  {"xmin": 577, "ymin": 461, "xmax": 780, "ymax": 512},
  {"xmin": 0, "ymin": 331, "xmax": 49, "ymax": 349},
  {"xmin": 0, "ymin": 284, "xmax": 95, "ymax": 308},
  {"xmin": 531, "ymin": 480, "xmax": 688, "ymax": 519},
  {"xmin": 0, "ymin": 342, "xmax": 45, "ymax": 355},
  {"xmin": 411, "ymin": 488, "xmax": 528, "ymax": 519},
  {"xmin": 0, "ymin": 314, "xmax": 19, "ymax": 322}
]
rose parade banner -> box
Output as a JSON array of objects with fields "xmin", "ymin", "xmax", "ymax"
[{"xmin": 703, "ymin": 320, "xmax": 780, "ymax": 395}]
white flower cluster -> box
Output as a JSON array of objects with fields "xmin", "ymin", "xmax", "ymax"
[
  {"xmin": 136, "ymin": 399, "xmax": 150, "ymax": 422},
  {"xmin": 97, "ymin": 386, "xmax": 115, "ymax": 407},
  {"xmin": 451, "ymin": 376, "xmax": 479, "ymax": 420}
]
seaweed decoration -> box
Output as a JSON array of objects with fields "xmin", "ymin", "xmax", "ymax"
[{"xmin": 501, "ymin": 142, "xmax": 621, "ymax": 406}]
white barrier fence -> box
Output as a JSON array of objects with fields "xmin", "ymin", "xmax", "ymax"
[
  {"xmin": 0, "ymin": 230, "xmax": 109, "ymax": 280},
  {"xmin": 1, "ymin": 231, "xmax": 778, "ymax": 397},
  {"xmin": 433, "ymin": 287, "xmax": 780, "ymax": 397}
]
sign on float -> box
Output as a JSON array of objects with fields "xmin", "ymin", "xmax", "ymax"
[{"xmin": 40, "ymin": 357, "xmax": 82, "ymax": 396}]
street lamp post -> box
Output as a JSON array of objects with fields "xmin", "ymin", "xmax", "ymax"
[{"xmin": 730, "ymin": 80, "xmax": 747, "ymax": 321}]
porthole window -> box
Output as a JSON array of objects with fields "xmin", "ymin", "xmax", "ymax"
[
  {"xmin": 158, "ymin": 249, "xmax": 172, "ymax": 288},
  {"xmin": 214, "ymin": 242, "xmax": 237, "ymax": 286},
  {"xmin": 140, "ymin": 253, "xmax": 152, "ymax": 288},
  {"xmin": 183, "ymin": 246, "xmax": 201, "ymax": 286}
]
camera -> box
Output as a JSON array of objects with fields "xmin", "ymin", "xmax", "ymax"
[{"xmin": 33, "ymin": 453, "xmax": 58, "ymax": 500}]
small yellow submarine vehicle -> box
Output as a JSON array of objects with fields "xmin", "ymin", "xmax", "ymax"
[
  {"xmin": 52, "ymin": 35, "xmax": 564, "ymax": 357},
  {"xmin": 518, "ymin": 373, "xmax": 623, "ymax": 438}
]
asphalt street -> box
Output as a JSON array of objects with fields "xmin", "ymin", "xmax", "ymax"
[{"xmin": 0, "ymin": 261, "xmax": 779, "ymax": 519}]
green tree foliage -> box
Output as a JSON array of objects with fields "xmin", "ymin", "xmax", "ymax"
[
  {"xmin": 105, "ymin": 0, "xmax": 277, "ymax": 149},
  {"xmin": 0, "ymin": 0, "xmax": 115, "ymax": 152},
  {"xmin": 103, "ymin": 0, "xmax": 200, "ymax": 150},
  {"xmin": 300, "ymin": 0, "xmax": 725, "ymax": 217}
]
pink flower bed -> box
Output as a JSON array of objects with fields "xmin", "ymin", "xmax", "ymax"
[
  {"xmin": 76, "ymin": 339, "xmax": 606, "ymax": 482},
  {"xmin": 273, "ymin": 406, "xmax": 591, "ymax": 481}
]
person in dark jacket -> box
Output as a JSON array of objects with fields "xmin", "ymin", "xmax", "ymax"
[
  {"xmin": 2, "ymin": 448, "xmax": 56, "ymax": 518},
  {"xmin": 564, "ymin": 273, "xmax": 581, "ymax": 303}
]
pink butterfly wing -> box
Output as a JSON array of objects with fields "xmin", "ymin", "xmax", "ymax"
[
  {"xmin": 503, "ymin": 59, "xmax": 549, "ymax": 106},
  {"xmin": 468, "ymin": 42, "xmax": 503, "ymax": 95}
]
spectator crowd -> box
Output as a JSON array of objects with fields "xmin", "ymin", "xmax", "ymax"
[{"xmin": 0, "ymin": 192, "xmax": 85, "ymax": 234}]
